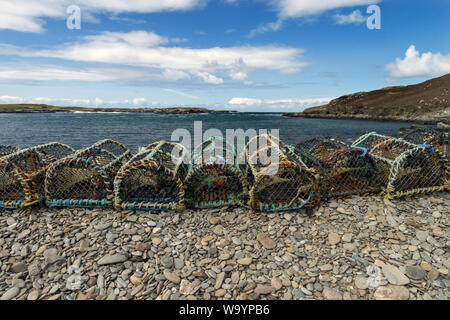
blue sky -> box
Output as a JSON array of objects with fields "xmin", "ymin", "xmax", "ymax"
[{"xmin": 0, "ymin": 0, "xmax": 449, "ymax": 111}]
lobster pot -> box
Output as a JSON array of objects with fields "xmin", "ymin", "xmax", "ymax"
[
  {"xmin": 114, "ymin": 141, "xmax": 188, "ymax": 211},
  {"xmin": 352, "ymin": 132, "xmax": 449, "ymax": 198},
  {"xmin": 45, "ymin": 139, "xmax": 131, "ymax": 208},
  {"xmin": 402, "ymin": 128, "xmax": 449, "ymax": 160},
  {"xmin": 0, "ymin": 145, "xmax": 19, "ymax": 157},
  {"xmin": 295, "ymin": 137, "xmax": 381, "ymax": 199},
  {"xmin": 0, "ymin": 143, "xmax": 74, "ymax": 209},
  {"xmin": 184, "ymin": 136, "xmax": 247, "ymax": 209},
  {"xmin": 244, "ymin": 134, "xmax": 319, "ymax": 212}
]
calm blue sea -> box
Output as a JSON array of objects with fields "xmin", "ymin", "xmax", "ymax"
[{"xmin": 0, "ymin": 112, "xmax": 412, "ymax": 152}]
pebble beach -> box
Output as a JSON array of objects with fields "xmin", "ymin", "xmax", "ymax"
[{"xmin": 0, "ymin": 192, "xmax": 448, "ymax": 301}]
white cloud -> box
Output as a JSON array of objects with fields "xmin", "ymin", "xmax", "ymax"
[
  {"xmin": 249, "ymin": 19, "xmax": 283, "ymax": 37},
  {"xmin": 334, "ymin": 10, "xmax": 366, "ymax": 24},
  {"xmin": 227, "ymin": 96, "xmax": 336, "ymax": 111},
  {"xmin": 229, "ymin": 71, "xmax": 248, "ymax": 81},
  {"xmin": 0, "ymin": 62, "xmax": 184, "ymax": 82},
  {"xmin": 228, "ymin": 97, "xmax": 263, "ymax": 105},
  {"xmin": 385, "ymin": 45, "xmax": 450, "ymax": 80},
  {"xmin": 0, "ymin": 95, "xmax": 158, "ymax": 108},
  {"xmin": 0, "ymin": 30, "xmax": 307, "ymax": 84},
  {"xmin": 251, "ymin": 0, "xmax": 380, "ymax": 35},
  {"xmin": 84, "ymin": 31, "xmax": 169, "ymax": 47},
  {"xmin": 274, "ymin": 0, "xmax": 380, "ymax": 18},
  {"xmin": 162, "ymin": 69, "xmax": 191, "ymax": 81},
  {"xmin": 132, "ymin": 98, "xmax": 148, "ymax": 106},
  {"xmin": 0, "ymin": 63, "xmax": 119, "ymax": 81},
  {"xmin": 0, "ymin": 0, "xmax": 204, "ymax": 33},
  {"xmin": 196, "ymin": 72, "xmax": 224, "ymax": 84}
]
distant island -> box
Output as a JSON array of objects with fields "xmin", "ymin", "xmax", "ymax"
[
  {"xmin": 284, "ymin": 74, "xmax": 450, "ymax": 124},
  {"xmin": 0, "ymin": 104, "xmax": 235, "ymax": 114}
]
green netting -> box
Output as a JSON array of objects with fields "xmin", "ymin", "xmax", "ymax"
[
  {"xmin": 184, "ymin": 136, "xmax": 247, "ymax": 209},
  {"xmin": 0, "ymin": 143, "xmax": 74, "ymax": 208},
  {"xmin": 352, "ymin": 132, "xmax": 449, "ymax": 198},
  {"xmin": 45, "ymin": 139, "xmax": 131, "ymax": 208},
  {"xmin": 243, "ymin": 134, "xmax": 319, "ymax": 212},
  {"xmin": 114, "ymin": 141, "xmax": 188, "ymax": 211},
  {"xmin": 295, "ymin": 137, "xmax": 381, "ymax": 199}
]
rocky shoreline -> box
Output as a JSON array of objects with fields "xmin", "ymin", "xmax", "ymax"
[
  {"xmin": 0, "ymin": 192, "xmax": 448, "ymax": 300},
  {"xmin": 283, "ymin": 112, "xmax": 450, "ymax": 126}
]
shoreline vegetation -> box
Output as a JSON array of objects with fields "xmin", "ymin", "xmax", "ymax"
[
  {"xmin": 284, "ymin": 74, "xmax": 450, "ymax": 126},
  {"xmin": 0, "ymin": 104, "xmax": 236, "ymax": 115}
]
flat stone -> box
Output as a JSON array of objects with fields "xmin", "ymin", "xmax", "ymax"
[
  {"xmin": 161, "ymin": 256, "xmax": 174, "ymax": 269},
  {"xmin": 322, "ymin": 287, "xmax": 342, "ymax": 300},
  {"xmin": 6, "ymin": 217, "xmax": 16, "ymax": 226},
  {"xmin": 271, "ymin": 277, "xmax": 282, "ymax": 291},
  {"xmin": 328, "ymin": 231, "xmax": 340, "ymax": 245},
  {"xmin": 27, "ymin": 290, "xmax": 39, "ymax": 301},
  {"xmin": 215, "ymin": 289, "xmax": 227, "ymax": 297},
  {"xmin": 256, "ymin": 232, "xmax": 276, "ymax": 249},
  {"xmin": 342, "ymin": 233, "xmax": 353, "ymax": 243},
  {"xmin": 343, "ymin": 243, "xmax": 357, "ymax": 252},
  {"xmin": 337, "ymin": 207, "xmax": 349, "ymax": 215},
  {"xmin": 213, "ymin": 225, "xmax": 224, "ymax": 236},
  {"xmin": 237, "ymin": 257, "xmax": 252, "ymax": 265},
  {"xmin": 405, "ymin": 266, "xmax": 426, "ymax": 281},
  {"xmin": 254, "ymin": 285, "xmax": 274, "ymax": 295},
  {"xmin": 98, "ymin": 254, "xmax": 127, "ymax": 265},
  {"xmin": 95, "ymin": 222, "xmax": 112, "ymax": 231},
  {"xmin": 1, "ymin": 287, "xmax": 20, "ymax": 300},
  {"xmin": 174, "ymin": 258, "xmax": 184, "ymax": 270},
  {"xmin": 180, "ymin": 279, "xmax": 194, "ymax": 295},
  {"xmin": 17, "ymin": 229, "xmax": 31, "ymax": 240},
  {"xmin": 163, "ymin": 271, "xmax": 180, "ymax": 284},
  {"xmin": 355, "ymin": 276, "xmax": 368, "ymax": 290},
  {"xmin": 416, "ymin": 230, "xmax": 428, "ymax": 242},
  {"xmin": 382, "ymin": 265, "xmax": 410, "ymax": 285},
  {"xmin": 11, "ymin": 262, "xmax": 27, "ymax": 273},
  {"xmin": 319, "ymin": 264, "xmax": 333, "ymax": 272},
  {"xmin": 215, "ymin": 272, "xmax": 225, "ymax": 289},
  {"xmin": 152, "ymin": 237, "xmax": 162, "ymax": 246},
  {"xmin": 130, "ymin": 275, "xmax": 142, "ymax": 285},
  {"xmin": 374, "ymin": 285, "xmax": 409, "ymax": 300},
  {"xmin": 202, "ymin": 235, "xmax": 213, "ymax": 243}
]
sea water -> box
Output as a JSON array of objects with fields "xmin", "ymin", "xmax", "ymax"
[{"xmin": 0, "ymin": 112, "xmax": 412, "ymax": 152}]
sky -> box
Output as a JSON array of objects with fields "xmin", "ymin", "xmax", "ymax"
[{"xmin": 0, "ymin": 0, "xmax": 449, "ymax": 112}]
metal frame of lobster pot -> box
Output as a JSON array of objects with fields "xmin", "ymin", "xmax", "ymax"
[
  {"xmin": 184, "ymin": 136, "xmax": 247, "ymax": 209},
  {"xmin": 352, "ymin": 132, "xmax": 449, "ymax": 198},
  {"xmin": 0, "ymin": 143, "xmax": 74, "ymax": 209},
  {"xmin": 45, "ymin": 139, "xmax": 131, "ymax": 208},
  {"xmin": 114, "ymin": 141, "xmax": 188, "ymax": 211},
  {"xmin": 0, "ymin": 145, "xmax": 19, "ymax": 157},
  {"xmin": 244, "ymin": 134, "xmax": 319, "ymax": 212},
  {"xmin": 295, "ymin": 137, "xmax": 381, "ymax": 199},
  {"xmin": 402, "ymin": 127, "xmax": 449, "ymax": 160}
]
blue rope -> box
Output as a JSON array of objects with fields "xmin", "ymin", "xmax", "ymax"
[
  {"xmin": 418, "ymin": 144, "xmax": 434, "ymax": 154},
  {"xmin": 351, "ymin": 146, "xmax": 368, "ymax": 157}
]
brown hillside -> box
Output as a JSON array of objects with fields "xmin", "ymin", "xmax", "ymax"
[{"xmin": 285, "ymin": 74, "xmax": 450, "ymax": 123}]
